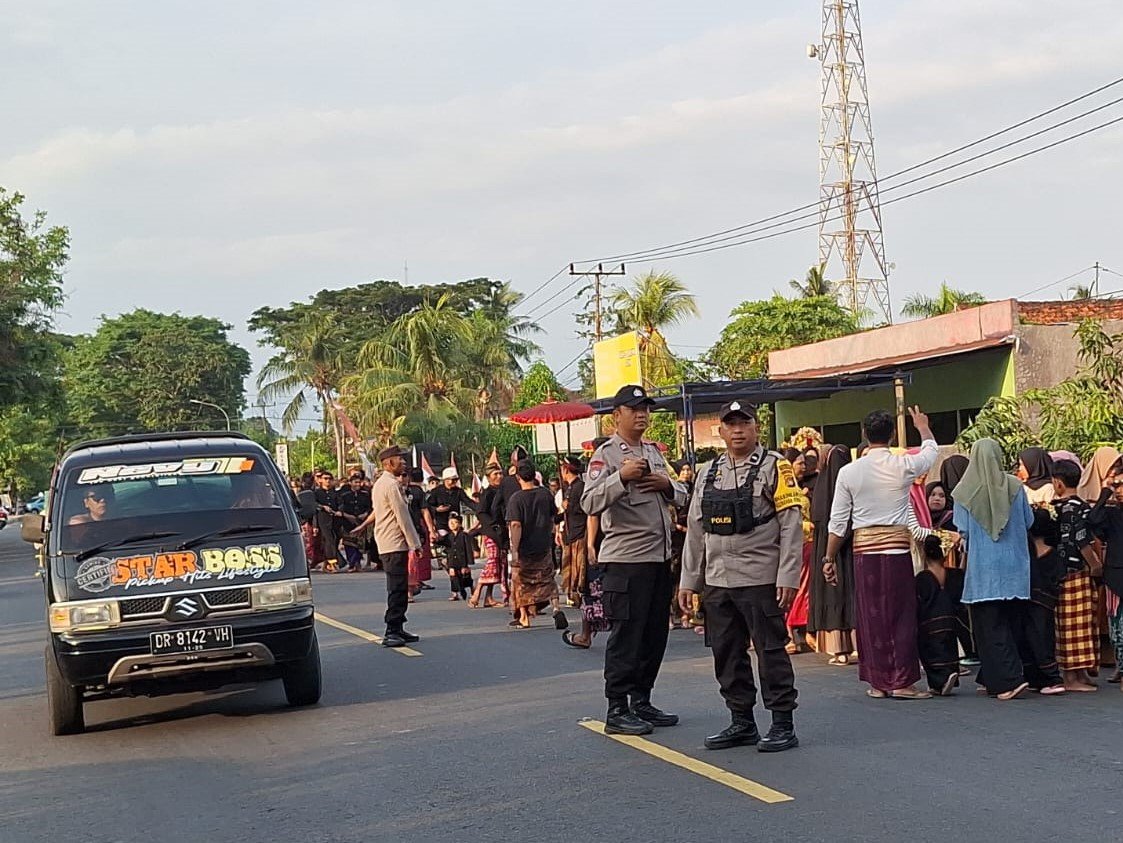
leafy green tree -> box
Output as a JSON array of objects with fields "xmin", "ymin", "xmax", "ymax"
[
  {"xmin": 0, "ymin": 407, "xmax": 59, "ymax": 500},
  {"xmin": 958, "ymin": 320, "xmax": 1123, "ymax": 461},
  {"xmin": 239, "ymin": 415, "xmax": 279, "ymax": 452},
  {"xmin": 64, "ymin": 310, "xmax": 250, "ymax": 437},
  {"xmin": 955, "ymin": 397, "xmax": 1034, "ymax": 465},
  {"xmin": 0, "ymin": 188, "xmax": 69, "ymax": 410},
  {"xmin": 901, "ymin": 282, "xmax": 987, "ymax": 319},
  {"xmin": 483, "ymin": 421, "xmax": 533, "ymax": 465},
  {"xmin": 1069, "ymin": 283, "xmax": 1094, "ymax": 300},
  {"xmin": 708, "ymin": 294, "xmax": 859, "ymax": 379},
  {"xmin": 511, "ymin": 361, "xmax": 565, "ymax": 411},
  {"xmin": 789, "ymin": 263, "xmax": 831, "ymax": 299},
  {"xmin": 285, "ymin": 429, "xmax": 334, "ymax": 478},
  {"xmin": 249, "ymin": 277, "xmax": 514, "ymax": 361}
]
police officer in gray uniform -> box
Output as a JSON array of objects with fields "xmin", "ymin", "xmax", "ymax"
[
  {"xmin": 582, "ymin": 384, "xmax": 687, "ymax": 735},
  {"xmin": 678, "ymin": 400, "xmax": 803, "ymax": 752}
]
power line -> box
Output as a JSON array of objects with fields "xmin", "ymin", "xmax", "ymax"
[
  {"xmin": 512, "ymin": 266, "xmax": 569, "ymax": 314},
  {"xmin": 585, "ymin": 96, "xmax": 1123, "ymax": 266},
  {"xmin": 1016, "ymin": 266, "xmax": 1096, "ymax": 299},
  {"xmin": 590, "ymin": 113, "xmax": 1123, "ymax": 264},
  {"xmin": 576, "ymin": 74, "xmax": 1123, "ymax": 266},
  {"xmin": 554, "ymin": 343, "xmax": 593, "ymax": 381},
  {"xmin": 526, "ymin": 288, "xmax": 585, "ymax": 322},
  {"xmin": 513, "ymin": 77, "xmax": 1123, "ymax": 313},
  {"xmin": 514, "ymin": 75, "xmax": 1123, "ymax": 312},
  {"xmin": 521, "ymin": 278, "xmax": 586, "ymax": 320}
]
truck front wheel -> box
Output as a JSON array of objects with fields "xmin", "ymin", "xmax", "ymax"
[
  {"xmin": 281, "ymin": 632, "xmax": 322, "ymax": 707},
  {"xmin": 45, "ymin": 645, "xmax": 84, "ymax": 735}
]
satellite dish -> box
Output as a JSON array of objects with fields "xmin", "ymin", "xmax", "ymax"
[{"xmin": 807, "ymin": 43, "xmax": 819, "ymax": 59}]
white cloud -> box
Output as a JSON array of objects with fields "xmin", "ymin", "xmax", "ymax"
[{"xmin": 0, "ymin": 0, "xmax": 1120, "ymax": 401}]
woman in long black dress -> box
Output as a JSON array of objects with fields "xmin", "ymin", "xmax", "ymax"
[{"xmin": 808, "ymin": 445, "xmax": 857, "ymax": 665}]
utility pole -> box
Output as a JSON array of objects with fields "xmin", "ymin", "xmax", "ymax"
[
  {"xmin": 1094, "ymin": 261, "xmax": 1102, "ymax": 297},
  {"xmin": 568, "ymin": 262, "xmax": 626, "ymax": 342},
  {"xmin": 810, "ymin": 0, "xmax": 891, "ymax": 324}
]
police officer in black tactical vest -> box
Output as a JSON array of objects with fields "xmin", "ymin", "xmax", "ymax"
[{"xmin": 678, "ymin": 400, "xmax": 804, "ymax": 752}]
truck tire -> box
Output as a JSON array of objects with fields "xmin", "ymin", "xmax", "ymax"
[
  {"xmin": 45, "ymin": 645, "xmax": 84, "ymax": 735},
  {"xmin": 281, "ymin": 632, "xmax": 322, "ymax": 707}
]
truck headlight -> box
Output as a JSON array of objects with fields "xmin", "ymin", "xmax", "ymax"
[
  {"xmin": 250, "ymin": 579, "xmax": 312, "ymax": 610},
  {"xmin": 49, "ymin": 600, "xmax": 121, "ymax": 633}
]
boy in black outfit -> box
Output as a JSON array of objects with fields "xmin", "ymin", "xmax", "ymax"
[
  {"xmin": 1052, "ymin": 458, "xmax": 1101, "ymax": 692},
  {"xmin": 1020, "ymin": 506, "xmax": 1067, "ymax": 694},
  {"xmin": 445, "ymin": 512, "xmax": 475, "ymax": 601}
]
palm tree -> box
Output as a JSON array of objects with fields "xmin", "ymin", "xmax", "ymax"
[
  {"xmin": 611, "ymin": 270, "xmax": 699, "ymax": 386},
  {"xmin": 256, "ymin": 311, "xmax": 344, "ymax": 434},
  {"xmin": 343, "ymin": 295, "xmax": 477, "ymax": 444},
  {"xmin": 461, "ymin": 283, "xmax": 543, "ymax": 417},
  {"xmin": 1069, "ymin": 283, "xmax": 1094, "ymax": 300},
  {"xmin": 789, "ymin": 263, "xmax": 832, "ymax": 298},
  {"xmin": 901, "ymin": 282, "xmax": 987, "ymax": 319}
]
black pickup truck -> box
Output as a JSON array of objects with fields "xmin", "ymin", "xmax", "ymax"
[{"xmin": 24, "ymin": 431, "xmax": 322, "ymax": 735}]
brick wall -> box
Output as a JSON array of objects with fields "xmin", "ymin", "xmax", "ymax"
[{"xmin": 1017, "ymin": 299, "xmax": 1123, "ymax": 324}]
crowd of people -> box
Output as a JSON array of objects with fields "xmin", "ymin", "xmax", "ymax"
[
  {"xmin": 289, "ymin": 386, "xmax": 1123, "ymax": 742},
  {"xmin": 812, "ymin": 417, "xmax": 1123, "ymax": 702}
]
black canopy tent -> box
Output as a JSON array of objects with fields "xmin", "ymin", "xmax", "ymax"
[{"xmin": 588, "ymin": 371, "xmax": 911, "ymax": 465}]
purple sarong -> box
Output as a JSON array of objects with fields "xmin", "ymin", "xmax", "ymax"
[{"xmin": 853, "ymin": 552, "xmax": 921, "ymax": 690}]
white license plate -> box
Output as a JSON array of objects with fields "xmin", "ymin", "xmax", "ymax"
[{"xmin": 150, "ymin": 625, "xmax": 234, "ymax": 656}]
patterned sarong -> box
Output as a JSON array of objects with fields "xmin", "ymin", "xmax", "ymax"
[{"xmin": 1056, "ymin": 571, "xmax": 1097, "ymax": 671}]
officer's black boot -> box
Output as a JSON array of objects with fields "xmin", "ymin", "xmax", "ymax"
[
  {"xmin": 631, "ymin": 693, "xmax": 679, "ymax": 727},
  {"xmin": 605, "ymin": 700, "xmax": 654, "ymax": 736},
  {"xmin": 704, "ymin": 711, "xmax": 759, "ymax": 750},
  {"xmin": 757, "ymin": 710, "xmax": 799, "ymax": 753}
]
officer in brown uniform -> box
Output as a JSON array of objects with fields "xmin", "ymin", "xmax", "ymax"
[
  {"xmin": 678, "ymin": 400, "xmax": 804, "ymax": 751},
  {"xmin": 581, "ymin": 384, "xmax": 687, "ymax": 735}
]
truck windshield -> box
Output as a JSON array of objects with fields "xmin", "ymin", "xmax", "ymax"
[{"xmin": 56, "ymin": 455, "xmax": 290, "ymax": 555}]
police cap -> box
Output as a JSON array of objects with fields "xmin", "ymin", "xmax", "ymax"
[
  {"xmin": 613, "ymin": 384, "xmax": 657, "ymax": 408},
  {"xmin": 719, "ymin": 400, "xmax": 757, "ymax": 422}
]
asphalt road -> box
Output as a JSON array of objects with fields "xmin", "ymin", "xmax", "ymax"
[{"xmin": 3, "ymin": 525, "xmax": 1123, "ymax": 843}]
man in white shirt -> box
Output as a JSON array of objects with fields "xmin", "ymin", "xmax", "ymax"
[{"xmin": 824, "ymin": 407, "xmax": 937, "ymax": 700}]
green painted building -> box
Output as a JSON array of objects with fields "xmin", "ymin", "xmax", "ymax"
[{"xmin": 767, "ymin": 299, "xmax": 1123, "ymax": 448}]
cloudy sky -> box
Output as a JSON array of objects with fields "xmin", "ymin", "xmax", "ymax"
[{"xmin": 4, "ymin": 0, "xmax": 1121, "ymax": 424}]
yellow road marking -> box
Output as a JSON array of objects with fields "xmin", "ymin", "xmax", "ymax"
[
  {"xmin": 579, "ymin": 720, "xmax": 793, "ymax": 804},
  {"xmin": 316, "ymin": 612, "xmax": 422, "ymax": 657}
]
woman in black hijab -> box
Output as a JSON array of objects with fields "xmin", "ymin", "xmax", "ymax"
[
  {"xmin": 808, "ymin": 445, "xmax": 857, "ymax": 665},
  {"xmin": 936, "ymin": 452, "xmax": 977, "ymax": 660},
  {"xmin": 939, "ymin": 454, "xmax": 969, "ymax": 496},
  {"xmin": 1017, "ymin": 447, "xmax": 1055, "ymax": 505},
  {"xmin": 800, "ymin": 446, "xmax": 821, "ymax": 496}
]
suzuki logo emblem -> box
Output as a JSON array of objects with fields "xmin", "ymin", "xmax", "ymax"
[{"xmin": 173, "ymin": 597, "xmax": 200, "ymax": 618}]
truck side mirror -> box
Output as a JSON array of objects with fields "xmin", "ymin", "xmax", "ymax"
[
  {"xmin": 295, "ymin": 490, "xmax": 318, "ymax": 521},
  {"xmin": 21, "ymin": 514, "xmax": 45, "ymax": 544}
]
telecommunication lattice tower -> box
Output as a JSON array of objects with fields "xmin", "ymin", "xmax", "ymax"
[{"xmin": 815, "ymin": 0, "xmax": 891, "ymax": 323}]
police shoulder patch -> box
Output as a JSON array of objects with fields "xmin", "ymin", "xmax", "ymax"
[
  {"xmin": 588, "ymin": 459, "xmax": 606, "ymax": 481},
  {"xmin": 772, "ymin": 458, "xmax": 804, "ymax": 512}
]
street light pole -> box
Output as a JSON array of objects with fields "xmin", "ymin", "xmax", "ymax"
[{"xmin": 189, "ymin": 399, "xmax": 231, "ymax": 431}]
